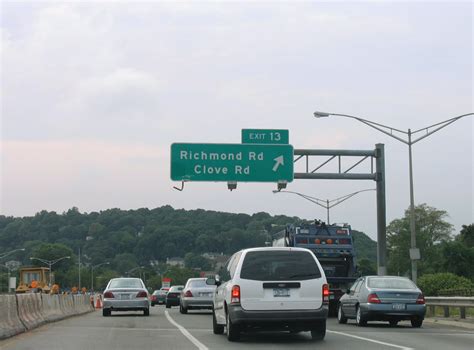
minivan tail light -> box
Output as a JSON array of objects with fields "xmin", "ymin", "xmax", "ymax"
[
  {"xmin": 104, "ymin": 291, "xmax": 114, "ymax": 298},
  {"xmin": 322, "ymin": 284, "xmax": 330, "ymax": 303},
  {"xmin": 184, "ymin": 290, "xmax": 193, "ymax": 297},
  {"xmin": 231, "ymin": 285, "xmax": 240, "ymax": 304},
  {"xmin": 136, "ymin": 291, "xmax": 147, "ymax": 298},
  {"xmin": 416, "ymin": 293, "xmax": 425, "ymax": 304},
  {"xmin": 367, "ymin": 293, "xmax": 381, "ymax": 304}
]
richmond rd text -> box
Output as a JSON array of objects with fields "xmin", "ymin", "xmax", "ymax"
[{"xmin": 180, "ymin": 150, "xmax": 265, "ymax": 175}]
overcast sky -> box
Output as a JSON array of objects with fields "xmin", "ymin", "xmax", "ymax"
[{"xmin": 1, "ymin": 1, "xmax": 472, "ymax": 241}]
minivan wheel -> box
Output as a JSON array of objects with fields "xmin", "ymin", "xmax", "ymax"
[
  {"xmin": 226, "ymin": 311, "xmax": 240, "ymax": 341},
  {"xmin": 337, "ymin": 304, "xmax": 347, "ymax": 324},
  {"xmin": 213, "ymin": 310, "xmax": 224, "ymax": 334},
  {"xmin": 310, "ymin": 320, "xmax": 326, "ymax": 341},
  {"xmin": 356, "ymin": 306, "xmax": 367, "ymax": 327}
]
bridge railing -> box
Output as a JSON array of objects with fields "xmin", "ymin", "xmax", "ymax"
[{"xmin": 425, "ymin": 296, "xmax": 474, "ymax": 319}]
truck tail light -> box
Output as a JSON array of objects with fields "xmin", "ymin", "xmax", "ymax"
[
  {"xmin": 367, "ymin": 293, "xmax": 381, "ymax": 304},
  {"xmin": 136, "ymin": 291, "xmax": 147, "ymax": 298},
  {"xmin": 231, "ymin": 285, "xmax": 240, "ymax": 304},
  {"xmin": 104, "ymin": 291, "xmax": 114, "ymax": 298},
  {"xmin": 184, "ymin": 290, "xmax": 193, "ymax": 297},
  {"xmin": 322, "ymin": 284, "xmax": 330, "ymax": 303},
  {"xmin": 416, "ymin": 293, "xmax": 425, "ymax": 304}
]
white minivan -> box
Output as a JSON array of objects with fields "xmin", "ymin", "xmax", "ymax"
[{"xmin": 208, "ymin": 247, "xmax": 329, "ymax": 341}]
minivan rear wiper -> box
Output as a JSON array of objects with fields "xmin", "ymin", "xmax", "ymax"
[{"xmin": 286, "ymin": 273, "xmax": 319, "ymax": 279}]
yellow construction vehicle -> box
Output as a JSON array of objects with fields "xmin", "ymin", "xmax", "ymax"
[{"xmin": 16, "ymin": 267, "xmax": 52, "ymax": 293}]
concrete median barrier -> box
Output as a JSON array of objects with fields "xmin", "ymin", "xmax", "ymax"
[
  {"xmin": 17, "ymin": 293, "xmax": 46, "ymax": 330},
  {"xmin": 73, "ymin": 294, "xmax": 91, "ymax": 314},
  {"xmin": 59, "ymin": 294, "xmax": 75, "ymax": 317},
  {"xmin": 0, "ymin": 295, "xmax": 26, "ymax": 339},
  {"xmin": 41, "ymin": 294, "xmax": 64, "ymax": 322}
]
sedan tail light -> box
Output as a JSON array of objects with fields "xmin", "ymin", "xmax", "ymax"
[
  {"xmin": 322, "ymin": 284, "xmax": 330, "ymax": 303},
  {"xmin": 103, "ymin": 291, "xmax": 114, "ymax": 298},
  {"xmin": 367, "ymin": 293, "xmax": 381, "ymax": 304},
  {"xmin": 231, "ymin": 285, "xmax": 240, "ymax": 304},
  {"xmin": 184, "ymin": 290, "xmax": 193, "ymax": 297},
  {"xmin": 136, "ymin": 291, "xmax": 147, "ymax": 298},
  {"xmin": 416, "ymin": 293, "xmax": 425, "ymax": 304}
]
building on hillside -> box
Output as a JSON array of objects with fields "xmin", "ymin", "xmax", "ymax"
[{"xmin": 166, "ymin": 257, "xmax": 185, "ymax": 267}]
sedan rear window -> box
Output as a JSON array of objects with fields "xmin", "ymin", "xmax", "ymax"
[
  {"xmin": 109, "ymin": 279, "xmax": 143, "ymax": 289},
  {"xmin": 188, "ymin": 280, "xmax": 207, "ymax": 288},
  {"xmin": 240, "ymin": 251, "xmax": 321, "ymax": 281},
  {"xmin": 367, "ymin": 277, "xmax": 416, "ymax": 289}
]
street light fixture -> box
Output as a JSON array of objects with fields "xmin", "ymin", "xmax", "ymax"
[
  {"xmin": 91, "ymin": 262, "xmax": 110, "ymax": 293},
  {"xmin": 126, "ymin": 266, "xmax": 144, "ymax": 277},
  {"xmin": 313, "ymin": 110, "xmax": 473, "ymax": 283},
  {"xmin": 273, "ymin": 189, "xmax": 376, "ymax": 224},
  {"xmin": 0, "ymin": 248, "xmax": 26, "ymax": 260},
  {"xmin": 30, "ymin": 256, "xmax": 71, "ymax": 287}
]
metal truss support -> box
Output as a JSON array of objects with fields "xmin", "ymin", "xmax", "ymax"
[{"xmin": 293, "ymin": 144, "xmax": 387, "ymax": 275}]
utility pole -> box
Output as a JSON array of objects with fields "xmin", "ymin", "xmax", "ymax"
[{"xmin": 78, "ymin": 248, "xmax": 81, "ymax": 289}]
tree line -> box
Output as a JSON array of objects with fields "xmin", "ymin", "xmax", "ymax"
[{"xmin": 0, "ymin": 204, "xmax": 471, "ymax": 292}]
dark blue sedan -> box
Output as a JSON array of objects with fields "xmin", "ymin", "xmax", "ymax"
[{"xmin": 337, "ymin": 276, "xmax": 426, "ymax": 327}]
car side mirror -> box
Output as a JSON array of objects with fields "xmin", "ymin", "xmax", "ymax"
[{"xmin": 207, "ymin": 276, "xmax": 221, "ymax": 286}]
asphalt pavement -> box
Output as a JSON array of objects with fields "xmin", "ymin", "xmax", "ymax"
[{"xmin": 1, "ymin": 306, "xmax": 473, "ymax": 350}]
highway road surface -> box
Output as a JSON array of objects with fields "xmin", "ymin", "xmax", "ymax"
[{"xmin": 1, "ymin": 306, "xmax": 473, "ymax": 350}]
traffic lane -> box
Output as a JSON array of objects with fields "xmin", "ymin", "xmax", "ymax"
[
  {"xmin": 166, "ymin": 307, "xmax": 415, "ymax": 350},
  {"xmin": 328, "ymin": 319, "xmax": 474, "ymax": 350},
  {"xmin": 0, "ymin": 307, "xmax": 200, "ymax": 350}
]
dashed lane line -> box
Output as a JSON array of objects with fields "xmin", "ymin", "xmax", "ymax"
[
  {"xmin": 328, "ymin": 330, "xmax": 414, "ymax": 350},
  {"xmin": 165, "ymin": 310, "xmax": 209, "ymax": 350}
]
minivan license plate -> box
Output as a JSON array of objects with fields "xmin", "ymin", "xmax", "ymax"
[
  {"xmin": 392, "ymin": 303, "xmax": 405, "ymax": 310},
  {"xmin": 273, "ymin": 288, "xmax": 290, "ymax": 297}
]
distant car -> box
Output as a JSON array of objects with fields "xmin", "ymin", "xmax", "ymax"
[
  {"xmin": 102, "ymin": 277, "xmax": 150, "ymax": 316},
  {"xmin": 158, "ymin": 287, "xmax": 170, "ymax": 304},
  {"xmin": 180, "ymin": 278, "xmax": 216, "ymax": 314},
  {"xmin": 337, "ymin": 275, "xmax": 426, "ymax": 327},
  {"xmin": 165, "ymin": 285, "xmax": 184, "ymax": 308},
  {"xmin": 151, "ymin": 290, "xmax": 160, "ymax": 306},
  {"xmin": 151, "ymin": 288, "xmax": 168, "ymax": 306},
  {"xmin": 210, "ymin": 247, "xmax": 329, "ymax": 342}
]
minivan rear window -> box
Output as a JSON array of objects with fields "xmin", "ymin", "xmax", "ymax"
[{"xmin": 240, "ymin": 251, "xmax": 322, "ymax": 281}]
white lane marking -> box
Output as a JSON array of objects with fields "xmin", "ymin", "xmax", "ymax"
[
  {"xmin": 328, "ymin": 330, "xmax": 414, "ymax": 350},
  {"xmin": 165, "ymin": 310, "xmax": 209, "ymax": 350}
]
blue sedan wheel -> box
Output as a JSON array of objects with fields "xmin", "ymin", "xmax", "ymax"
[
  {"xmin": 337, "ymin": 304, "xmax": 347, "ymax": 324},
  {"xmin": 356, "ymin": 306, "xmax": 367, "ymax": 327}
]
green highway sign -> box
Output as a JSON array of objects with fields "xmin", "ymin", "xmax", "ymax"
[
  {"xmin": 171, "ymin": 143, "xmax": 294, "ymax": 182},
  {"xmin": 242, "ymin": 129, "xmax": 289, "ymax": 144}
]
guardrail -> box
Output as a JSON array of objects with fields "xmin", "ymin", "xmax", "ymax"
[{"xmin": 425, "ymin": 296, "xmax": 474, "ymax": 319}]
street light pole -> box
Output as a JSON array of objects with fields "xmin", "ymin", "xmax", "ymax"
[
  {"xmin": 91, "ymin": 262, "xmax": 110, "ymax": 293},
  {"xmin": 0, "ymin": 248, "xmax": 26, "ymax": 260},
  {"xmin": 273, "ymin": 189, "xmax": 376, "ymax": 225},
  {"xmin": 313, "ymin": 111, "xmax": 473, "ymax": 283},
  {"xmin": 30, "ymin": 256, "xmax": 71, "ymax": 287}
]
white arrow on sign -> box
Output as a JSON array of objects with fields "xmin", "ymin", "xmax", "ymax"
[{"xmin": 272, "ymin": 155, "xmax": 284, "ymax": 172}]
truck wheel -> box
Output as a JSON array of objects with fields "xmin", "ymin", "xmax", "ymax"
[
  {"xmin": 310, "ymin": 320, "xmax": 326, "ymax": 341},
  {"xmin": 226, "ymin": 311, "xmax": 240, "ymax": 341},
  {"xmin": 337, "ymin": 304, "xmax": 348, "ymax": 324}
]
